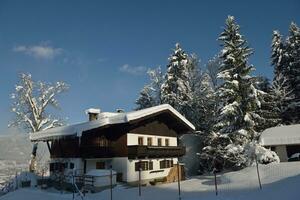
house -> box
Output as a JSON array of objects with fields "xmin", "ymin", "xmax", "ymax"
[
  {"xmin": 30, "ymin": 104, "xmax": 195, "ymax": 185},
  {"xmin": 259, "ymin": 124, "xmax": 300, "ymax": 162}
]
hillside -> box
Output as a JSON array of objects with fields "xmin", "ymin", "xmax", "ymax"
[{"xmin": 0, "ymin": 132, "xmax": 49, "ymax": 188}]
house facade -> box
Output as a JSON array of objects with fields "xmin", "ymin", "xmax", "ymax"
[
  {"xmin": 30, "ymin": 104, "xmax": 195, "ymax": 184},
  {"xmin": 259, "ymin": 124, "xmax": 300, "ymax": 162}
]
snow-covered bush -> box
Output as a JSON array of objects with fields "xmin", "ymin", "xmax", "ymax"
[{"xmin": 244, "ymin": 142, "xmax": 280, "ymax": 165}]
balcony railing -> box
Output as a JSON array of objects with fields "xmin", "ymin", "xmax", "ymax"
[{"xmin": 127, "ymin": 145, "xmax": 186, "ymax": 159}]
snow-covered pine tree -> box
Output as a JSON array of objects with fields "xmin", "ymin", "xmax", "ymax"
[
  {"xmin": 271, "ymin": 30, "xmax": 286, "ymax": 78},
  {"xmin": 135, "ymin": 67, "xmax": 164, "ymax": 110},
  {"xmin": 253, "ymin": 76, "xmax": 281, "ymax": 132},
  {"xmin": 9, "ymin": 73, "xmax": 69, "ymax": 172},
  {"xmin": 212, "ymin": 16, "xmax": 264, "ymax": 170},
  {"xmin": 135, "ymin": 85, "xmax": 156, "ymax": 110},
  {"xmin": 161, "ymin": 43, "xmax": 192, "ymax": 116},
  {"xmin": 284, "ymin": 22, "xmax": 300, "ymax": 123}
]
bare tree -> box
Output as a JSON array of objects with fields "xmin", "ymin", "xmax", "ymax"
[
  {"xmin": 9, "ymin": 73, "xmax": 69, "ymax": 172},
  {"xmin": 271, "ymin": 73, "xmax": 294, "ymax": 114}
]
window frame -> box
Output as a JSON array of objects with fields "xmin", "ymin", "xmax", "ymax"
[
  {"xmin": 138, "ymin": 137, "xmax": 144, "ymax": 146},
  {"xmin": 157, "ymin": 138, "xmax": 162, "ymax": 146},
  {"xmin": 147, "ymin": 137, "xmax": 153, "ymax": 146},
  {"xmin": 165, "ymin": 138, "xmax": 169, "ymax": 146}
]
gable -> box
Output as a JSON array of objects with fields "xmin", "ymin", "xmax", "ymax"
[{"xmin": 129, "ymin": 120, "xmax": 177, "ymax": 137}]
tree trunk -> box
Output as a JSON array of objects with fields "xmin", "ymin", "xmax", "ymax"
[{"xmin": 29, "ymin": 142, "xmax": 38, "ymax": 172}]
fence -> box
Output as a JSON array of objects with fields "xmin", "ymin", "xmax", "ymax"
[{"xmin": 1, "ymin": 162, "xmax": 300, "ymax": 200}]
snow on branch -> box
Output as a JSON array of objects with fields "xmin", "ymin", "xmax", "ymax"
[{"xmin": 9, "ymin": 73, "xmax": 69, "ymax": 133}]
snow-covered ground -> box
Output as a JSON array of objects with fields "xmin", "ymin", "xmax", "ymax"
[{"xmin": 1, "ymin": 162, "xmax": 300, "ymax": 200}]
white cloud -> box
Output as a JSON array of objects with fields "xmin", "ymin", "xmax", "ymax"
[
  {"xmin": 13, "ymin": 43, "xmax": 63, "ymax": 59},
  {"xmin": 119, "ymin": 64, "xmax": 148, "ymax": 75}
]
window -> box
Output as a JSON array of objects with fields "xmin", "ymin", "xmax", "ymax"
[
  {"xmin": 50, "ymin": 163, "xmax": 54, "ymax": 171},
  {"xmin": 97, "ymin": 135, "xmax": 109, "ymax": 147},
  {"xmin": 135, "ymin": 161, "xmax": 153, "ymax": 171},
  {"xmin": 160, "ymin": 160, "xmax": 173, "ymax": 169},
  {"xmin": 165, "ymin": 139, "xmax": 169, "ymax": 147},
  {"xmin": 96, "ymin": 161, "xmax": 105, "ymax": 169},
  {"xmin": 157, "ymin": 138, "xmax": 162, "ymax": 146},
  {"xmin": 147, "ymin": 137, "xmax": 152, "ymax": 146},
  {"xmin": 138, "ymin": 137, "xmax": 144, "ymax": 145},
  {"xmin": 70, "ymin": 162, "xmax": 74, "ymax": 169},
  {"xmin": 271, "ymin": 146, "xmax": 276, "ymax": 151}
]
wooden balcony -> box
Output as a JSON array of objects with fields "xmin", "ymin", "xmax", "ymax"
[
  {"xmin": 80, "ymin": 146, "xmax": 114, "ymax": 158},
  {"xmin": 127, "ymin": 145, "xmax": 186, "ymax": 159}
]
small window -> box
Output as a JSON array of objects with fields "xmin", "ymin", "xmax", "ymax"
[
  {"xmin": 138, "ymin": 137, "xmax": 144, "ymax": 146},
  {"xmin": 160, "ymin": 160, "xmax": 173, "ymax": 169},
  {"xmin": 96, "ymin": 161, "xmax": 105, "ymax": 169},
  {"xmin": 97, "ymin": 136, "xmax": 109, "ymax": 147},
  {"xmin": 70, "ymin": 162, "xmax": 74, "ymax": 169},
  {"xmin": 135, "ymin": 161, "xmax": 151, "ymax": 171},
  {"xmin": 147, "ymin": 138, "xmax": 152, "ymax": 146},
  {"xmin": 157, "ymin": 138, "xmax": 162, "ymax": 146},
  {"xmin": 165, "ymin": 139, "xmax": 169, "ymax": 147},
  {"xmin": 271, "ymin": 146, "xmax": 276, "ymax": 151}
]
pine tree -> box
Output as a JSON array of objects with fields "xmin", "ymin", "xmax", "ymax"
[
  {"xmin": 135, "ymin": 67, "xmax": 164, "ymax": 110},
  {"xmin": 253, "ymin": 76, "xmax": 281, "ymax": 132},
  {"xmin": 135, "ymin": 85, "xmax": 156, "ymax": 110},
  {"xmin": 285, "ymin": 22, "xmax": 300, "ymax": 123},
  {"xmin": 161, "ymin": 43, "xmax": 192, "ymax": 115},
  {"xmin": 207, "ymin": 16, "xmax": 264, "ymax": 170},
  {"xmin": 271, "ymin": 30, "xmax": 286, "ymax": 78}
]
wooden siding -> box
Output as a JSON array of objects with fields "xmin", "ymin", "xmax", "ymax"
[
  {"xmin": 129, "ymin": 120, "xmax": 177, "ymax": 137},
  {"xmin": 50, "ymin": 115, "xmax": 187, "ymax": 159}
]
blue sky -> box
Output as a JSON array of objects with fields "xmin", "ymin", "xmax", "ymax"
[{"xmin": 0, "ymin": 0, "xmax": 299, "ymax": 133}]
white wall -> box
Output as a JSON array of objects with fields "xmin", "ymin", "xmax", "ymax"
[
  {"xmin": 86, "ymin": 158, "xmax": 112, "ymax": 172},
  {"xmin": 127, "ymin": 133, "xmax": 177, "ymax": 146},
  {"xmin": 275, "ymin": 145, "xmax": 288, "ymax": 162},
  {"xmin": 125, "ymin": 158, "xmax": 178, "ymax": 182},
  {"xmin": 111, "ymin": 157, "xmax": 128, "ymax": 181}
]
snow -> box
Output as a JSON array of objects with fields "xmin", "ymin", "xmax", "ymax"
[
  {"xmin": 30, "ymin": 104, "xmax": 195, "ymax": 141},
  {"xmin": 85, "ymin": 169, "xmax": 116, "ymax": 177},
  {"xmin": 1, "ymin": 162, "xmax": 300, "ymax": 200},
  {"xmin": 259, "ymin": 124, "xmax": 300, "ymax": 146},
  {"xmin": 85, "ymin": 108, "xmax": 101, "ymax": 114}
]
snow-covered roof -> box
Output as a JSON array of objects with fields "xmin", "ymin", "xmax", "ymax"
[
  {"xmin": 259, "ymin": 124, "xmax": 300, "ymax": 146},
  {"xmin": 86, "ymin": 169, "xmax": 117, "ymax": 177},
  {"xmin": 30, "ymin": 104, "xmax": 195, "ymax": 141}
]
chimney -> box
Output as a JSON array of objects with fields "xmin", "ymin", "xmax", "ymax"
[
  {"xmin": 85, "ymin": 108, "xmax": 101, "ymax": 121},
  {"xmin": 116, "ymin": 108, "xmax": 125, "ymax": 113}
]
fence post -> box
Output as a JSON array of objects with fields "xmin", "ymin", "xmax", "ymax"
[
  {"xmin": 177, "ymin": 160, "xmax": 181, "ymax": 200},
  {"xmin": 138, "ymin": 163, "xmax": 142, "ymax": 197},
  {"xmin": 72, "ymin": 175, "xmax": 75, "ymax": 200},
  {"xmin": 14, "ymin": 171, "xmax": 18, "ymax": 190},
  {"xmin": 255, "ymin": 155, "xmax": 262, "ymax": 190},
  {"xmin": 213, "ymin": 168, "xmax": 218, "ymax": 196},
  {"xmin": 110, "ymin": 165, "xmax": 113, "ymax": 200}
]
